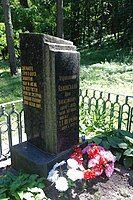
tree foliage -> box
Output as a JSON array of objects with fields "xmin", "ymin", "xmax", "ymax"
[{"xmin": 0, "ymin": 0, "xmax": 132, "ymax": 48}]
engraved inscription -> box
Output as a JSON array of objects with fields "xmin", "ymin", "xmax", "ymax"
[
  {"xmin": 22, "ymin": 66, "xmax": 42, "ymax": 108},
  {"xmin": 57, "ymin": 74, "xmax": 78, "ymax": 131}
]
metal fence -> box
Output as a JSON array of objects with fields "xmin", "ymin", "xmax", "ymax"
[
  {"xmin": 0, "ymin": 100, "xmax": 26, "ymax": 159},
  {"xmin": 79, "ymin": 89, "xmax": 133, "ymax": 133},
  {"xmin": 0, "ymin": 89, "xmax": 133, "ymax": 159}
]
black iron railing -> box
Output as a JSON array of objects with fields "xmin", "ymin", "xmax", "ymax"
[
  {"xmin": 0, "ymin": 100, "xmax": 25, "ymax": 158},
  {"xmin": 79, "ymin": 89, "xmax": 133, "ymax": 133},
  {"xmin": 0, "ymin": 89, "xmax": 133, "ymax": 158}
]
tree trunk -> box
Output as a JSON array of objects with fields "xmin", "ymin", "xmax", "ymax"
[
  {"xmin": 87, "ymin": 0, "xmax": 91, "ymax": 47},
  {"xmin": 56, "ymin": 0, "xmax": 64, "ymax": 38},
  {"xmin": 2, "ymin": 0, "xmax": 17, "ymax": 75},
  {"xmin": 20, "ymin": 0, "xmax": 29, "ymax": 8},
  {"xmin": 99, "ymin": 0, "xmax": 104, "ymax": 44}
]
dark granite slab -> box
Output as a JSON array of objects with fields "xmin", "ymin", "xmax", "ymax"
[
  {"xmin": 20, "ymin": 33, "xmax": 80, "ymax": 153},
  {"xmin": 11, "ymin": 141, "xmax": 72, "ymax": 177}
]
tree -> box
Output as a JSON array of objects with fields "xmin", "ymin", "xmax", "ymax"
[
  {"xmin": 20, "ymin": 0, "xmax": 29, "ymax": 8},
  {"xmin": 2, "ymin": 0, "xmax": 17, "ymax": 75},
  {"xmin": 56, "ymin": 0, "xmax": 64, "ymax": 38}
]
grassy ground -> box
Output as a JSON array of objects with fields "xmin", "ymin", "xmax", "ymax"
[
  {"xmin": 0, "ymin": 60, "xmax": 22, "ymax": 104},
  {"xmin": 80, "ymin": 46, "xmax": 133, "ymax": 96},
  {"xmin": 0, "ymin": 46, "xmax": 133, "ymax": 104}
]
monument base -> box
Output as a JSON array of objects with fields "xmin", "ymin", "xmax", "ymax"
[{"xmin": 11, "ymin": 141, "xmax": 73, "ymax": 177}]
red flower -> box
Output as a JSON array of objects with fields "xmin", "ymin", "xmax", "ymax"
[
  {"xmin": 69, "ymin": 144, "xmax": 115, "ymax": 180},
  {"xmin": 99, "ymin": 156, "xmax": 107, "ymax": 166},
  {"xmin": 93, "ymin": 164, "xmax": 104, "ymax": 176},
  {"xmin": 88, "ymin": 145, "xmax": 100, "ymax": 158},
  {"xmin": 73, "ymin": 146, "xmax": 83, "ymax": 154},
  {"xmin": 71, "ymin": 147, "xmax": 83, "ymax": 164},
  {"xmin": 84, "ymin": 169, "xmax": 96, "ymax": 180}
]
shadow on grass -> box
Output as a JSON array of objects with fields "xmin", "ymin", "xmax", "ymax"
[
  {"xmin": 0, "ymin": 59, "xmax": 9, "ymax": 70},
  {"xmin": 0, "ymin": 58, "xmax": 21, "ymax": 70},
  {"xmin": 80, "ymin": 46, "xmax": 133, "ymax": 67},
  {"xmin": 0, "ymin": 70, "xmax": 22, "ymax": 104}
]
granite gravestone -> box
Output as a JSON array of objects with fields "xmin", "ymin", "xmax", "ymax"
[{"xmin": 11, "ymin": 33, "xmax": 80, "ymax": 176}]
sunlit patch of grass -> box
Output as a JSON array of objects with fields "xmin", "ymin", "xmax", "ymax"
[
  {"xmin": 80, "ymin": 45, "xmax": 133, "ymax": 96},
  {"xmin": 0, "ymin": 46, "xmax": 132, "ymax": 104},
  {"xmin": 0, "ymin": 68, "xmax": 22, "ymax": 104},
  {"xmin": 80, "ymin": 61, "xmax": 133, "ymax": 96}
]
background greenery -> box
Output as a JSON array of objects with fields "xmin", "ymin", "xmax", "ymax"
[
  {"xmin": 0, "ymin": 0, "xmax": 133, "ymax": 48},
  {"xmin": 0, "ymin": 45, "xmax": 132, "ymax": 104},
  {"xmin": 0, "ymin": 0, "xmax": 132, "ymax": 98}
]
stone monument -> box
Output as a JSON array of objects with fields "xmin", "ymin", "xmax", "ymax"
[{"xmin": 11, "ymin": 33, "xmax": 80, "ymax": 176}]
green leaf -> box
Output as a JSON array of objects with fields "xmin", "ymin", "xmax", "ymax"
[
  {"xmin": 101, "ymin": 139, "xmax": 110, "ymax": 149},
  {"xmin": 86, "ymin": 139, "xmax": 93, "ymax": 144},
  {"xmin": 123, "ymin": 157, "xmax": 133, "ymax": 169},
  {"xmin": 107, "ymin": 136, "xmax": 119, "ymax": 148},
  {"xmin": 11, "ymin": 192, "xmax": 21, "ymax": 200},
  {"xmin": 37, "ymin": 183, "xmax": 45, "ymax": 189},
  {"xmin": 123, "ymin": 148, "xmax": 133, "ymax": 157},
  {"xmin": 115, "ymin": 151, "xmax": 122, "ymax": 161},
  {"xmin": 0, "ymin": 188, "xmax": 7, "ymax": 195},
  {"xmin": 92, "ymin": 137, "xmax": 102, "ymax": 144},
  {"xmin": 120, "ymin": 130, "xmax": 133, "ymax": 138},
  {"xmin": 124, "ymin": 136, "xmax": 133, "ymax": 144},
  {"xmin": 10, "ymin": 179, "xmax": 22, "ymax": 192},
  {"xmin": 118, "ymin": 143, "xmax": 128, "ymax": 149},
  {"xmin": 17, "ymin": 191, "xmax": 24, "ymax": 199}
]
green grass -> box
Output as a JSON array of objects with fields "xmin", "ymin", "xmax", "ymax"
[
  {"xmin": 0, "ymin": 46, "xmax": 133, "ymax": 104},
  {"xmin": 80, "ymin": 47, "xmax": 133, "ymax": 95},
  {"xmin": 0, "ymin": 60, "xmax": 22, "ymax": 104}
]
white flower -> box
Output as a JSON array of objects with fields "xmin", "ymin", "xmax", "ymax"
[
  {"xmin": 67, "ymin": 168, "xmax": 83, "ymax": 181},
  {"xmin": 78, "ymin": 164, "xmax": 85, "ymax": 171},
  {"xmin": 55, "ymin": 177, "xmax": 68, "ymax": 192},
  {"xmin": 28, "ymin": 187, "xmax": 47, "ymax": 199},
  {"xmin": 47, "ymin": 170, "xmax": 59, "ymax": 183},
  {"xmin": 28, "ymin": 187, "xmax": 43, "ymax": 193},
  {"xmin": 53, "ymin": 161, "xmax": 66, "ymax": 170},
  {"xmin": 67, "ymin": 158, "xmax": 79, "ymax": 169}
]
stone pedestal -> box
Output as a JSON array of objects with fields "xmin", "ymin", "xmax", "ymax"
[{"xmin": 11, "ymin": 142, "xmax": 72, "ymax": 176}]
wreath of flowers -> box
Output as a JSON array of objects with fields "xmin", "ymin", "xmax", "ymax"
[{"xmin": 47, "ymin": 143, "xmax": 116, "ymax": 192}]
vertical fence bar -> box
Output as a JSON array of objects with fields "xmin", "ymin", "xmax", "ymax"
[
  {"xmin": 0, "ymin": 105, "xmax": 9, "ymax": 158},
  {"xmin": 19, "ymin": 109, "xmax": 24, "ymax": 143},
  {"xmin": 125, "ymin": 96, "xmax": 131, "ymax": 132},
  {"xmin": 129, "ymin": 107, "xmax": 133, "ymax": 133},
  {"xmin": 0, "ymin": 126, "xmax": 2, "ymax": 157}
]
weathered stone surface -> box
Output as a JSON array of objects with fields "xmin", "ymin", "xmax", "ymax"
[
  {"xmin": 42, "ymin": 51, "xmax": 79, "ymax": 152},
  {"xmin": 20, "ymin": 33, "xmax": 80, "ymax": 153},
  {"xmin": 11, "ymin": 142, "xmax": 72, "ymax": 177}
]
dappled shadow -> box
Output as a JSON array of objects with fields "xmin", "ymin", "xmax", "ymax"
[
  {"xmin": 0, "ymin": 157, "xmax": 11, "ymax": 176},
  {"xmin": 0, "ymin": 59, "xmax": 9, "ymax": 69},
  {"xmin": 128, "ymin": 171, "xmax": 133, "ymax": 186},
  {"xmin": 80, "ymin": 46, "xmax": 133, "ymax": 67}
]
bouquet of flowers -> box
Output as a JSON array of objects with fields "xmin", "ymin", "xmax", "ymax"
[{"xmin": 47, "ymin": 143, "xmax": 116, "ymax": 192}]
